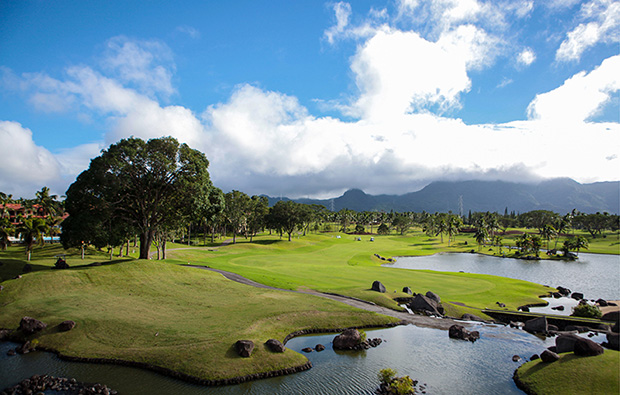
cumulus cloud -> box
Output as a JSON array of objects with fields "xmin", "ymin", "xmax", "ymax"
[
  {"xmin": 517, "ymin": 47, "xmax": 536, "ymax": 66},
  {"xmin": 0, "ymin": 121, "xmax": 64, "ymax": 197},
  {"xmin": 527, "ymin": 55, "xmax": 620, "ymax": 123},
  {"xmin": 556, "ymin": 0, "xmax": 620, "ymax": 62}
]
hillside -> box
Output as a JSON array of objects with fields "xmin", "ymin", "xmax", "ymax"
[{"xmin": 267, "ymin": 178, "xmax": 619, "ymax": 214}]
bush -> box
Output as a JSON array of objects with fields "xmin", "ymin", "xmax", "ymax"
[
  {"xmin": 378, "ymin": 368, "xmax": 397, "ymax": 385},
  {"xmin": 355, "ymin": 224, "xmax": 365, "ymax": 233},
  {"xmin": 377, "ymin": 223, "xmax": 390, "ymax": 235},
  {"xmin": 572, "ymin": 303, "xmax": 602, "ymax": 319},
  {"xmin": 359, "ymin": 329, "xmax": 367, "ymax": 343},
  {"xmin": 378, "ymin": 368, "xmax": 416, "ymax": 395}
]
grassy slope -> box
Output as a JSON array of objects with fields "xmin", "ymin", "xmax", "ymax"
[
  {"xmin": 515, "ymin": 351, "xmax": 620, "ymax": 395},
  {"xmin": 0, "ymin": 260, "xmax": 396, "ymax": 380},
  {"xmin": 170, "ymin": 231, "xmax": 552, "ymax": 315}
]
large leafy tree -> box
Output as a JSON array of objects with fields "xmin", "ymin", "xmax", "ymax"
[
  {"xmin": 63, "ymin": 137, "xmax": 213, "ymax": 259},
  {"xmin": 17, "ymin": 216, "xmax": 48, "ymax": 261},
  {"xmin": 224, "ymin": 190, "xmax": 251, "ymax": 244}
]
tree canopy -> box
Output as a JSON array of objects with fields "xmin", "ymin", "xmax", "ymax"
[{"xmin": 62, "ymin": 136, "xmax": 213, "ymax": 259}]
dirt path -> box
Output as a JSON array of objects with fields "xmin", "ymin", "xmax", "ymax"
[{"xmin": 187, "ymin": 264, "xmax": 462, "ymax": 330}]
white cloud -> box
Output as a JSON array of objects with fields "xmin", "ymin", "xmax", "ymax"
[
  {"xmin": 556, "ymin": 0, "xmax": 620, "ymax": 62},
  {"xmin": 517, "ymin": 47, "xmax": 536, "ymax": 66},
  {"xmin": 324, "ymin": 2, "xmax": 352, "ymax": 44},
  {"xmin": 527, "ymin": 55, "xmax": 620, "ymax": 123},
  {"xmin": 176, "ymin": 25, "xmax": 200, "ymax": 39},
  {"xmin": 101, "ymin": 36, "xmax": 176, "ymax": 99},
  {"xmin": 0, "ymin": 121, "xmax": 64, "ymax": 197}
]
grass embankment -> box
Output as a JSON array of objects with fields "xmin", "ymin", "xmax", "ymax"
[
  {"xmin": 514, "ymin": 351, "xmax": 620, "ymax": 395},
  {"xmin": 0, "ymin": 259, "xmax": 396, "ymax": 380},
  {"xmin": 169, "ymin": 232, "xmax": 552, "ymax": 318}
]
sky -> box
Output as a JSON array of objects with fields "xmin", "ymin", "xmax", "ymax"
[{"xmin": 0, "ymin": 0, "xmax": 618, "ymax": 199}]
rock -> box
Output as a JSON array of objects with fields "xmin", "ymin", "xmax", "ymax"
[
  {"xmin": 552, "ymin": 292, "xmax": 562, "ymax": 298},
  {"xmin": 19, "ymin": 316, "xmax": 47, "ymax": 335},
  {"xmin": 540, "ymin": 349, "xmax": 560, "ymax": 363},
  {"xmin": 301, "ymin": 347, "xmax": 313, "ymax": 353},
  {"xmin": 547, "ymin": 346, "xmax": 557, "ymax": 353},
  {"xmin": 520, "ymin": 306, "xmax": 530, "ymax": 312},
  {"xmin": 573, "ymin": 337, "xmax": 604, "ymax": 356},
  {"xmin": 605, "ymin": 332, "xmax": 619, "ymax": 350},
  {"xmin": 495, "ymin": 302, "xmax": 506, "ymax": 308},
  {"xmin": 315, "ymin": 344, "xmax": 325, "ymax": 352},
  {"xmin": 512, "ymin": 355, "xmax": 521, "ymax": 362},
  {"xmin": 371, "ymin": 281, "xmax": 386, "ymax": 293},
  {"xmin": 408, "ymin": 294, "xmax": 443, "ymax": 316},
  {"xmin": 509, "ymin": 321, "xmax": 524, "ymax": 329},
  {"xmin": 461, "ymin": 313, "xmax": 484, "ymax": 322},
  {"xmin": 530, "ymin": 354, "xmax": 539, "ymax": 361},
  {"xmin": 596, "ymin": 299, "xmax": 608, "ymax": 307},
  {"xmin": 333, "ymin": 328, "xmax": 362, "ymax": 350},
  {"xmin": 551, "ymin": 305, "xmax": 565, "ymax": 311},
  {"xmin": 565, "ymin": 325, "xmax": 590, "ymax": 333},
  {"xmin": 0, "ymin": 329, "xmax": 10, "ymax": 341},
  {"xmin": 22, "ymin": 263, "xmax": 33, "ymax": 273},
  {"xmin": 548, "ymin": 324, "xmax": 559, "ymax": 332},
  {"xmin": 235, "ymin": 340, "xmax": 254, "ymax": 358},
  {"xmin": 601, "ymin": 311, "xmax": 619, "ymax": 322},
  {"xmin": 556, "ymin": 334, "xmax": 581, "ymax": 353},
  {"xmin": 571, "ymin": 292, "xmax": 584, "ymax": 300},
  {"xmin": 612, "ymin": 322, "xmax": 619, "ymax": 333},
  {"xmin": 524, "ymin": 316, "xmax": 548, "ymax": 334},
  {"xmin": 556, "ymin": 286, "xmax": 571, "ymax": 296},
  {"xmin": 57, "ymin": 320, "xmax": 76, "ymax": 332},
  {"xmin": 16, "ymin": 341, "xmax": 34, "ymax": 354},
  {"xmin": 265, "ymin": 339, "xmax": 285, "ymax": 353},
  {"xmin": 448, "ymin": 324, "xmax": 480, "ymax": 342},
  {"xmin": 608, "ymin": 302, "xmax": 617, "ymax": 306},
  {"xmin": 402, "ymin": 286, "xmax": 413, "ymax": 295},
  {"xmin": 425, "ymin": 291, "xmax": 441, "ymax": 304},
  {"xmin": 7, "ymin": 348, "xmax": 16, "ymax": 356},
  {"xmin": 54, "ymin": 258, "xmax": 69, "ymax": 269}
]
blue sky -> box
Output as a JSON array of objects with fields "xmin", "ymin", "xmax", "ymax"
[{"xmin": 1, "ymin": 0, "xmax": 618, "ymax": 199}]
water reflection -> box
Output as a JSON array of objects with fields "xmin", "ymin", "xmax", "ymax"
[{"xmin": 388, "ymin": 253, "xmax": 620, "ymax": 300}]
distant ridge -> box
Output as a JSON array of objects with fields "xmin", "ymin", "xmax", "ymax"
[{"xmin": 266, "ymin": 178, "xmax": 619, "ymax": 214}]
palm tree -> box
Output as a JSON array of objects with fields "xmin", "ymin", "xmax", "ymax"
[
  {"xmin": 0, "ymin": 217, "xmax": 15, "ymax": 250},
  {"xmin": 16, "ymin": 216, "xmax": 48, "ymax": 261},
  {"xmin": 35, "ymin": 186, "xmax": 60, "ymax": 217},
  {"xmin": 474, "ymin": 226, "xmax": 487, "ymax": 251},
  {"xmin": 572, "ymin": 235, "xmax": 589, "ymax": 256},
  {"xmin": 540, "ymin": 224, "xmax": 557, "ymax": 251},
  {"xmin": 530, "ymin": 235, "xmax": 542, "ymax": 257},
  {"xmin": 446, "ymin": 215, "xmax": 463, "ymax": 247},
  {"xmin": 494, "ymin": 235, "xmax": 503, "ymax": 254}
]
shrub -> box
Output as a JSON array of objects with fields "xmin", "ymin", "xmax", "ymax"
[
  {"xmin": 378, "ymin": 368, "xmax": 416, "ymax": 395},
  {"xmin": 572, "ymin": 303, "xmax": 602, "ymax": 319},
  {"xmin": 355, "ymin": 224, "xmax": 365, "ymax": 233},
  {"xmin": 378, "ymin": 368, "xmax": 397, "ymax": 385},
  {"xmin": 377, "ymin": 223, "xmax": 390, "ymax": 235},
  {"xmin": 359, "ymin": 329, "xmax": 367, "ymax": 343}
]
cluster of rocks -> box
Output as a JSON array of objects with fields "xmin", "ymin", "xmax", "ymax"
[
  {"xmin": 1, "ymin": 374, "xmax": 117, "ymax": 395},
  {"xmin": 373, "ymin": 254, "xmax": 394, "ymax": 263},
  {"xmin": 54, "ymin": 257, "xmax": 70, "ymax": 269},
  {"xmin": 234, "ymin": 338, "xmax": 289, "ymax": 358},
  {"xmin": 448, "ymin": 324, "xmax": 480, "ymax": 342},
  {"xmin": 301, "ymin": 344, "xmax": 325, "ymax": 353},
  {"xmin": 407, "ymin": 291, "xmax": 444, "ymax": 317},
  {"xmin": 332, "ymin": 328, "xmax": 383, "ymax": 351},
  {"xmin": 5, "ymin": 317, "xmax": 76, "ymax": 357}
]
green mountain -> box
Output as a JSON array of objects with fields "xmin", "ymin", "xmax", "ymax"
[{"xmin": 268, "ymin": 178, "xmax": 619, "ymax": 214}]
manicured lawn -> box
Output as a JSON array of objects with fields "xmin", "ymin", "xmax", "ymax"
[
  {"xmin": 515, "ymin": 351, "xmax": 620, "ymax": 395},
  {"xmin": 0, "ymin": 259, "xmax": 396, "ymax": 380}
]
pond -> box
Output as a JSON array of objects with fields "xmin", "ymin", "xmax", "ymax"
[
  {"xmin": 3, "ymin": 324, "xmax": 605, "ymax": 395},
  {"xmin": 387, "ymin": 253, "xmax": 620, "ymax": 300}
]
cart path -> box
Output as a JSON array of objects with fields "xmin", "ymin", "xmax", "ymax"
[{"xmin": 186, "ymin": 264, "xmax": 464, "ymax": 330}]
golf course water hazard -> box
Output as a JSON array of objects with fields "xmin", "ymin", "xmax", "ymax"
[
  {"xmin": 389, "ymin": 252, "xmax": 620, "ymax": 300},
  {"xmin": 3, "ymin": 324, "xmax": 606, "ymax": 395}
]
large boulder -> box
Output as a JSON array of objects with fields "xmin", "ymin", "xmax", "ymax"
[
  {"xmin": 408, "ymin": 294, "xmax": 443, "ymax": 316},
  {"xmin": 235, "ymin": 340, "xmax": 254, "ymax": 358},
  {"xmin": 571, "ymin": 292, "xmax": 584, "ymax": 300},
  {"xmin": 556, "ymin": 286, "xmax": 571, "ymax": 296},
  {"xmin": 402, "ymin": 287, "xmax": 413, "ymax": 295},
  {"xmin": 605, "ymin": 332, "xmax": 619, "ymax": 350},
  {"xmin": 573, "ymin": 337, "xmax": 604, "ymax": 356},
  {"xmin": 265, "ymin": 339, "xmax": 285, "ymax": 353},
  {"xmin": 58, "ymin": 320, "xmax": 76, "ymax": 332},
  {"xmin": 333, "ymin": 328, "xmax": 362, "ymax": 350},
  {"xmin": 556, "ymin": 334, "xmax": 581, "ymax": 353},
  {"xmin": 601, "ymin": 311, "xmax": 619, "ymax": 323},
  {"xmin": 448, "ymin": 324, "xmax": 480, "ymax": 342},
  {"xmin": 524, "ymin": 316, "xmax": 548, "ymax": 334},
  {"xmin": 540, "ymin": 349, "xmax": 560, "ymax": 363},
  {"xmin": 371, "ymin": 281, "xmax": 386, "ymax": 293},
  {"xmin": 461, "ymin": 313, "xmax": 485, "ymax": 322},
  {"xmin": 425, "ymin": 291, "xmax": 441, "ymax": 304},
  {"xmin": 19, "ymin": 317, "xmax": 47, "ymax": 335}
]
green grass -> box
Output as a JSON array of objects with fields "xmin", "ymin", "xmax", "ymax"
[
  {"xmin": 0, "ymin": 259, "xmax": 396, "ymax": 380},
  {"xmin": 515, "ymin": 351, "xmax": 620, "ymax": 395}
]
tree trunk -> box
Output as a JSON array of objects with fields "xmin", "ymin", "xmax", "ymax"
[
  {"xmin": 162, "ymin": 238, "xmax": 167, "ymax": 260},
  {"xmin": 211, "ymin": 225, "xmax": 215, "ymax": 243},
  {"xmin": 139, "ymin": 230, "xmax": 154, "ymax": 259},
  {"xmin": 125, "ymin": 240, "xmax": 129, "ymax": 256}
]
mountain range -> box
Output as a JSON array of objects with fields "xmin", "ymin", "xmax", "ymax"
[{"xmin": 266, "ymin": 178, "xmax": 619, "ymax": 214}]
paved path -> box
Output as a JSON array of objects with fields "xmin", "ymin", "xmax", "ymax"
[{"xmin": 186, "ymin": 264, "xmax": 462, "ymax": 330}]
